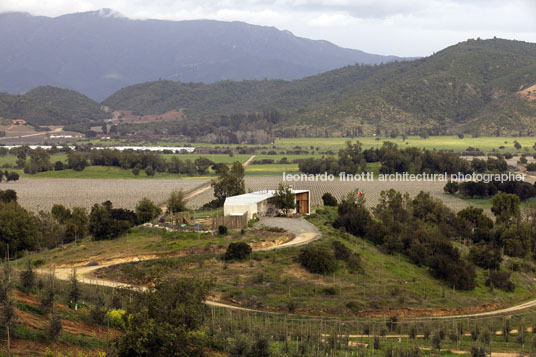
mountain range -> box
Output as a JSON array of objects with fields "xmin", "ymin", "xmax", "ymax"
[
  {"xmin": 0, "ymin": 9, "xmax": 403, "ymax": 101},
  {"xmin": 0, "ymin": 26, "xmax": 535, "ymax": 135},
  {"xmin": 103, "ymin": 38, "xmax": 536, "ymax": 135}
]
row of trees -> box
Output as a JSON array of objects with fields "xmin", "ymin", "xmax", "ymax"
[
  {"xmin": 299, "ymin": 141, "xmax": 507, "ymax": 176},
  {"xmin": 0, "ymin": 191, "xmax": 164, "ymax": 257},
  {"xmin": 446, "ymin": 180, "xmax": 536, "ymax": 200},
  {"xmin": 15, "ymin": 147, "xmax": 217, "ymax": 177}
]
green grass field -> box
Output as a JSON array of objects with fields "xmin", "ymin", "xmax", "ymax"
[
  {"xmin": 275, "ymin": 136, "xmax": 536, "ymax": 153},
  {"xmin": 79, "ymin": 136, "xmax": 536, "ymax": 153}
]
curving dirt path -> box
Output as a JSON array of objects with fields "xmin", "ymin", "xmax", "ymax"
[
  {"xmin": 254, "ymin": 217, "xmax": 320, "ymax": 250},
  {"xmin": 42, "ymin": 216, "xmax": 320, "ymax": 294},
  {"xmin": 40, "ymin": 213, "xmax": 536, "ymax": 321}
]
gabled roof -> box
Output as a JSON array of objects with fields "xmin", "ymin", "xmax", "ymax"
[{"xmin": 224, "ymin": 190, "xmax": 308, "ymax": 206}]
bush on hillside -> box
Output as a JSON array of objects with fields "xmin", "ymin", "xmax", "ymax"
[
  {"xmin": 322, "ymin": 192, "xmax": 338, "ymax": 206},
  {"xmin": 298, "ymin": 245, "xmax": 337, "ymax": 275},
  {"xmin": 225, "ymin": 242, "xmax": 251, "ymax": 261}
]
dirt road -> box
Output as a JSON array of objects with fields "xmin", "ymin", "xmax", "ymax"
[
  {"xmin": 254, "ymin": 217, "xmax": 320, "ymax": 250},
  {"xmin": 41, "ymin": 191, "xmax": 536, "ymax": 321},
  {"xmin": 44, "ymin": 215, "xmax": 318, "ymax": 295}
]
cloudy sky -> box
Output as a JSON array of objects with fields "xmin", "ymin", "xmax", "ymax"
[{"xmin": 1, "ymin": 0, "xmax": 535, "ymax": 57}]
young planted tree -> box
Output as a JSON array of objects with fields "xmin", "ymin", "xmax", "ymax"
[
  {"xmin": 20, "ymin": 260, "xmax": 35, "ymax": 289},
  {"xmin": 69, "ymin": 268, "xmax": 81, "ymax": 306},
  {"xmin": 46, "ymin": 311, "xmax": 63, "ymax": 341}
]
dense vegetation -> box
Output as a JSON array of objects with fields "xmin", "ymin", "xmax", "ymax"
[
  {"xmin": 332, "ymin": 188, "xmax": 535, "ymax": 291},
  {"xmin": 448, "ymin": 179, "xmax": 536, "ymax": 200},
  {"xmin": 1, "ymin": 39, "xmax": 535, "ymax": 139},
  {"xmin": 0, "ymin": 192, "xmax": 161, "ymax": 257},
  {"xmin": 103, "ymin": 38, "xmax": 536, "ymax": 136},
  {"xmin": 299, "ymin": 140, "xmax": 505, "ymax": 175},
  {"xmin": 0, "ymin": 86, "xmax": 107, "ymax": 126}
]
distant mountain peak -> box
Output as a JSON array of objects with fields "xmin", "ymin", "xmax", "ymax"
[
  {"xmin": 0, "ymin": 10, "xmax": 406, "ymax": 100},
  {"xmin": 96, "ymin": 8, "xmax": 124, "ymax": 18}
]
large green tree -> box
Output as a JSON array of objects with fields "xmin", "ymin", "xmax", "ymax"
[
  {"xmin": 272, "ymin": 182, "xmax": 296, "ymax": 216},
  {"xmin": 212, "ymin": 161, "xmax": 245, "ymax": 206},
  {"xmin": 491, "ymin": 193, "xmax": 520, "ymax": 224},
  {"xmin": 116, "ymin": 278, "xmax": 211, "ymax": 357},
  {"xmin": 0, "ymin": 202, "xmax": 39, "ymax": 258}
]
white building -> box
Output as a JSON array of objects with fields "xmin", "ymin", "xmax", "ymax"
[{"xmin": 223, "ymin": 189, "xmax": 310, "ymax": 220}]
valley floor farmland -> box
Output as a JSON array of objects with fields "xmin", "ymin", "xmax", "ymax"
[
  {"xmin": 2, "ymin": 178, "xmax": 208, "ymax": 211},
  {"xmin": 187, "ymin": 175, "xmax": 474, "ymax": 211}
]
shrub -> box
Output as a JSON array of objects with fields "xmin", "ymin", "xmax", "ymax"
[
  {"xmin": 469, "ymin": 243, "xmax": 502, "ymax": 270},
  {"xmin": 322, "ymin": 192, "xmax": 338, "ymax": 206},
  {"xmin": 443, "ymin": 181, "xmax": 459, "ymax": 194},
  {"xmin": 225, "ymin": 242, "xmax": 252, "ymax": 261},
  {"xmin": 485, "ymin": 271, "xmax": 515, "ymax": 292},
  {"xmin": 332, "ymin": 240, "xmax": 361, "ymax": 272},
  {"xmin": 20, "ymin": 261, "xmax": 36, "ymax": 289},
  {"xmin": 106, "ymin": 309, "xmax": 126, "ymax": 330},
  {"xmin": 218, "ymin": 225, "xmax": 228, "ymax": 235},
  {"xmin": 298, "ymin": 245, "xmax": 337, "ymax": 274},
  {"xmin": 332, "ymin": 240, "xmax": 351, "ymax": 260},
  {"xmin": 322, "ymin": 287, "xmax": 337, "ymax": 295}
]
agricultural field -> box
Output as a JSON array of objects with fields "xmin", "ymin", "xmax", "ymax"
[
  {"xmin": 274, "ymin": 136, "xmax": 536, "ymax": 153},
  {"xmin": 0, "ymin": 153, "xmax": 68, "ymax": 166},
  {"xmin": 186, "ymin": 175, "xmax": 472, "ymax": 212},
  {"xmin": 2, "ymin": 177, "xmax": 208, "ymax": 212},
  {"xmin": 79, "ymin": 135, "xmax": 536, "ymax": 154}
]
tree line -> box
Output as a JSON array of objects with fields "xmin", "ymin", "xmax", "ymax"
[
  {"xmin": 299, "ymin": 141, "xmax": 508, "ymax": 176},
  {"xmin": 0, "ymin": 190, "xmax": 164, "ymax": 258},
  {"xmin": 446, "ymin": 179, "xmax": 536, "ymax": 200},
  {"xmin": 10, "ymin": 146, "xmax": 217, "ymax": 177}
]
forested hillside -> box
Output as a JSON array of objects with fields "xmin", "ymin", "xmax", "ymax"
[
  {"xmin": 103, "ymin": 38, "xmax": 536, "ymax": 136},
  {"xmin": 0, "ymin": 86, "xmax": 108, "ymax": 126}
]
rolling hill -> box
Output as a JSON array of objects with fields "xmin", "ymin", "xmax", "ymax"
[
  {"xmin": 0, "ymin": 86, "xmax": 108, "ymax": 126},
  {"xmin": 0, "ymin": 9, "xmax": 403, "ymax": 101},
  {"xmin": 103, "ymin": 38, "xmax": 536, "ymax": 135}
]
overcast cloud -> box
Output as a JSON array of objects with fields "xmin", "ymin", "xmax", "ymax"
[{"xmin": 1, "ymin": 0, "xmax": 535, "ymax": 56}]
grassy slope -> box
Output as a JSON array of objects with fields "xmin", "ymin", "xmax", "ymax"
[
  {"xmin": 13, "ymin": 226, "xmax": 289, "ymax": 269},
  {"xmin": 90, "ymin": 209, "xmax": 536, "ymax": 317}
]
